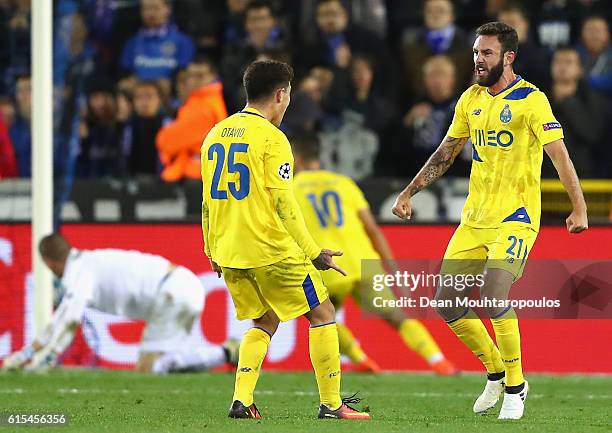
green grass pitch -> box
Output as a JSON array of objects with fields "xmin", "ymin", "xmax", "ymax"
[{"xmin": 1, "ymin": 369, "xmax": 611, "ymax": 432}]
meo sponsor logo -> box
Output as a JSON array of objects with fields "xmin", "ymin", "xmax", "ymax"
[
  {"xmin": 473, "ymin": 128, "xmax": 514, "ymax": 148},
  {"xmin": 543, "ymin": 122, "xmax": 561, "ymax": 131}
]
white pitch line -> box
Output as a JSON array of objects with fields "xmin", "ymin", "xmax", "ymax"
[{"xmin": 0, "ymin": 388, "xmax": 611, "ymax": 401}]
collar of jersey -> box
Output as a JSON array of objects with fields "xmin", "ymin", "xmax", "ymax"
[
  {"xmin": 239, "ymin": 107, "xmax": 266, "ymax": 119},
  {"xmin": 486, "ymin": 75, "xmax": 522, "ymax": 97}
]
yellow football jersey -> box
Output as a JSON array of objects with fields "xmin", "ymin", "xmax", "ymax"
[
  {"xmin": 447, "ymin": 76, "xmax": 564, "ymax": 232},
  {"xmin": 293, "ymin": 170, "xmax": 379, "ymax": 283},
  {"xmin": 201, "ymin": 107, "xmax": 302, "ymax": 268}
]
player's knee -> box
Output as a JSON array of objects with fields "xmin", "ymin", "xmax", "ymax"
[
  {"xmin": 434, "ymin": 286, "xmax": 463, "ymax": 321},
  {"xmin": 483, "ymin": 303, "xmax": 509, "ymax": 319},
  {"xmin": 253, "ymin": 310, "xmax": 280, "ymax": 337},
  {"xmin": 306, "ymin": 298, "xmax": 336, "ymax": 326},
  {"xmin": 434, "ymin": 304, "xmax": 460, "ymax": 322},
  {"xmin": 382, "ymin": 309, "xmax": 406, "ymax": 328}
]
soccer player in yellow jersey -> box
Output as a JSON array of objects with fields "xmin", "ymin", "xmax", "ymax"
[
  {"xmin": 291, "ymin": 131, "xmax": 457, "ymax": 376},
  {"xmin": 392, "ymin": 22, "xmax": 588, "ymax": 420},
  {"xmin": 201, "ymin": 60, "xmax": 369, "ymax": 420}
]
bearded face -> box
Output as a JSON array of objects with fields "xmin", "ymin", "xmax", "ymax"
[{"xmin": 475, "ymin": 55, "xmax": 505, "ymax": 87}]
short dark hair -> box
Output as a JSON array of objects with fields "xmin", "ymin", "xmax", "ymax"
[
  {"xmin": 39, "ymin": 233, "xmax": 71, "ymax": 262},
  {"xmin": 189, "ymin": 55, "xmax": 217, "ymax": 73},
  {"xmin": 246, "ymin": 0, "xmax": 274, "ymax": 16},
  {"xmin": 553, "ymin": 44, "xmax": 582, "ymax": 63},
  {"xmin": 136, "ymin": 79, "xmax": 163, "ymax": 96},
  {"xmin": 317, "ymin": 0, "xmax": 346, "ymax": 9},
  {"xmin": 581, "ymin": 14, "xmax": 609, "ymax": 29},
  {"xmin": 243, "ymin": 60, "xmax": 293, "ymax": 102},
  {"xmin": 15, "ymin": 74, "xmax": 31, "ymax": 83},
  {"xmin": 290, "ymin": 130, "xmax": 320, "ymax": 162},
  {"xmin": 554, "ymin": 44, "xmax": 579, "ymax": 55},
  {"xmin": 475, "ymin": 21, "xmax": 519, "ymax": 55}
]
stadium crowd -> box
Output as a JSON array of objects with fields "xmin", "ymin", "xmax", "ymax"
[{"xmin": 0, "ymin": 0, "xmax": 611, "ymax": 183}]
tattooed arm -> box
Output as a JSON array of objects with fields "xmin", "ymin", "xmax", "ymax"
[{"xmin": 392, "ymin": 135, "xmax": 469, "ymax": 220}]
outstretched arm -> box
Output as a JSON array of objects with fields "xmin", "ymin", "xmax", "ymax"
[
  {"xmin": 392, "ymin": 135, "xmax": 469, "ymax": 220},
  {"xmin": 544, "ymin": 139, "xmax": 588, "ymax": 233},
  {"xmin": 3, "ymin": 291, "xmax": 83, "ymax": 371}
]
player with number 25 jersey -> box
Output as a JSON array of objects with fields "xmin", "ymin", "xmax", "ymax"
[{"xmin": 201, "ymin": 60, "xmax": 370, "ymax": 420}]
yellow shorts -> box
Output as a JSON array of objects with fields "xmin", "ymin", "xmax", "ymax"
[
  {"xmin": 222, "ymin": 253, "xmax": 329, "ymax": 322},
  {"xmin": 442, "ymin": 224, "xmax": 538, "ymax": 280}
]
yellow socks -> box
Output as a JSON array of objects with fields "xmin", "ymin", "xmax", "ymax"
[
  {"xmin": 337, "ymin": 322, "xmax": 367, "ymax": 363},
  {"xmin": 491, "ymin": 308, "xmax": 524, "ymax": 386},
  {"xmin": 447, "ymin": 310, "xmax": 505, "ymax": 374},
  {"xmin": 309, "ymin": 322, "xmax": 342, "ymax": 409},
  {"xmin": 399, "ymin": 319, "xmax": 444, "ymax": 364},
  {"xmin": 232, "ymin": 327, "xmax": 271, "ymax": 406}
]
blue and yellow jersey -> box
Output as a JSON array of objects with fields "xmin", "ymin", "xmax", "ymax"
[
  {"xmin": 201, "ymin": 107, "xmax": 302, "ymax": 268},
  {"xmin": 294, "ymin": 170, "xmax": 379, "ymax": 284},
  {"xmin": 447, "ymin": 76, "xmax": 564, "ymax": 232}
]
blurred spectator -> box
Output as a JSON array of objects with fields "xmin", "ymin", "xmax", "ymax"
[
  {"xmin": 116, "ymin": 90, "xmax": 133, "ymax": 124},
  {"xmin": 401, "ymin": 0, "xmax": 473, "ymax": 100},
  {"xmin": 222, "ymin": 0, "xmax": 250, "ymax": 44},
  {"xmin": 120, "ymin": 0, "xmax": 195, "ymax": 81},
  {"xmin": 316, "ymin": 55, "xmax": 387, "ymax": 180},
  {"xmin": 0, "ymin": 111, "xmax": 17, "ymax": 178},
  {"xmin": 297, "ymin": 0, "xmax": 387, "ymax": 42},
  {"xmin": 81, "ymin": 0, "xmax": 116, "ymax": 46},
  {"xmin": 171, "ymin": 68, "xmax": 189, "ymax": 112},
  {"xmin": 543, "ymin": 46, "xmax": 609, "ymax": 178},
  {"xmin": 54, "ymin": 12, "xmax": 96, "ymax": 89},
  {"xmin": 220, "ymin": 0, "xmax": 288, "ymax": 112},
  {"xmin": 9, "ymin": 74, "xmax": 31, "ymax": 177},
  {"xmin": 341, "ymin": 54, "xmax": 394, "ymax": 136},
  {"xmin": 298, "ymin": 0, "xmax": 391, "ymax": 81},
  {"xmin": 77, "ymin": 80, "xmax": 121, "ymax": 178},
  {"xmin": 54, "ymin": 12, "xmax": 97, "ymax": 178},
  {"xmin": 1, "ymin": 0, "xmax": 30, "ymax": 92},
  {"xmin": 156, "ymin": 57, "xmax": 228, "ymax": 182},
  {"xmin": 498, "ymin": 4, "xmax": 551, "ymax": 90},
  {"xmin": 391, "ymin": 55, "xmax": 470, "ymax": 177},
  {"xmin": 120, "ymin": 81, "xmax": 168, "ymax": 177},
  {"xmin": 0, "ymin": 96, "xmax": 16, "ymax": 128},
  {"xmin": 281, "ymin": 74, "xmax": 323, "ymax": 135},
  {"xmin": 576, "ymin": 15, "xmax": 612, "ymax": 97},
  {"xmin": 172, "ymin": 0, "xmax": 225, "ymax": 53}
]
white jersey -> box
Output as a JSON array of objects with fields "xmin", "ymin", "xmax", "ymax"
[
  {"xmin": 57, "ymin": 248, "xmax": 172, "ymax": 322},
  {"xmin": 38, "ymin": 248, "xmax": 205, "ymax": 355}
]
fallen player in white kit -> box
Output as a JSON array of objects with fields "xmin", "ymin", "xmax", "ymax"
[{"xmin": 2, "ymin": 233, "xmax": 238, "ymax": 374}]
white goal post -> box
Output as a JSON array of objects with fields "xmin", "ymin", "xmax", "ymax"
[{"xmin": 31, "ymin": 0, "xmax": 54, "ymax": 335}]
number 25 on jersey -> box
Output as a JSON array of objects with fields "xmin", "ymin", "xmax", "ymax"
[{"xmin": 208, "ymin": 143, "xmax": 250, "ymax": 200}]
